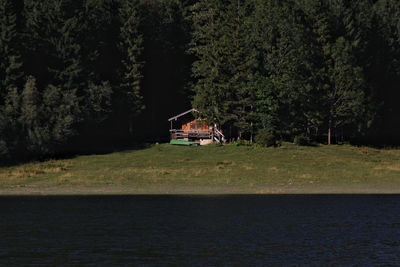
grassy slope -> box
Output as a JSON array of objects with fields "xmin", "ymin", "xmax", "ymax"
[{"xmin": 0, "ymin": 143, "xmax": 400, "ymax": 194}]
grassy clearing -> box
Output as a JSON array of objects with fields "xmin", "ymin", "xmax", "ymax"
[{"xmin": 0, "ymin": 143, "xmax": 400, "ymax": 194}]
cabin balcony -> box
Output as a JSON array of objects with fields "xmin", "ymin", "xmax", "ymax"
[{"xmin": 170, "ymin": 129, "xmax": 212, "ymax": 141}]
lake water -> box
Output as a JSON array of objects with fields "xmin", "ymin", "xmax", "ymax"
[{"xmin": 1, "ymin": 195, "xmax": 399, "ymax": 265}]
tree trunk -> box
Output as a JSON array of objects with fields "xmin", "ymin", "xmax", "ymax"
[
  {"xmin": 250, "ymin": 122, "xmax": 253, "ymax": 143},
  {"xmin": 129, "ymin": 120, "xmax": 134, "ymax": 136},
  {"xmin": 328, "ymin": 119, "xmax": 331, "ymax": 145},
  {"xmin": 335, "ymin": 127, "xmax": 338, "ymax": 144}
]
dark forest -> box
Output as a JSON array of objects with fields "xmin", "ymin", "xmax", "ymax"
[{"xmin": 1, "ymin": 0, "xmax": 399, "ymax": 161}]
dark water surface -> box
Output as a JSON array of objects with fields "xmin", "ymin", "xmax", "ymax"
[{"xmin": 1, "ymin": 195, "xmax": 399, "ymax": 265}]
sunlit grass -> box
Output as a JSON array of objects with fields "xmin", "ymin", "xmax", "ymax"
[{"xmin": 0, "ymin": 143, "xmax": 400, "ymax": 192}]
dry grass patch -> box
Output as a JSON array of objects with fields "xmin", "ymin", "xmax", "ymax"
[
  {"xmin": 297, "ymin": 173, "xmax": 313, "ymax": 179},
  {"xmin": 243, "ymin": 165, "xmax": 254, "ymax": 171},
  {"xmin": 358, "ymin": 146, "xmax": 381, "ymax": 154},
  {"xmin": 375, "ymin": 162, "xmax": 400, "ymax": 171},
  {"xmin": 268, "ymin": 167, "xmax": 279, "ymax": 172},
  {"xmin": 193, "ymin": 168, "xmax": 207, "ymax": 177},
  {"xmin": 1, "ymin": 161, "xmax": 71, "ymax": 180}
]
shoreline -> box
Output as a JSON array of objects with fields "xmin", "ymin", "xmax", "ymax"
[{"xmin": 1, "ymin": 184, "xmax": 400, "ymax": 195}]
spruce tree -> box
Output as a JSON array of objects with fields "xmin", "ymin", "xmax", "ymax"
[
  {"xmin": 325, "ymin": 37, "xmax": 365, "ymax": 144},
  {"xmin": 251, "ymin": 1, "xmax": 322, "ymax": 140},
  {"xmin": 367, "ymin": 0, "xmax": 400, "ymax": 143},
  {"xmin": 19, "ymin": 76, "xmax": 46, "ymax": 155},
  {"xmin": 302, "ymin": 1, "xmax": 367, "ymax": 144},
  {"xmin": 0, "ymin": 0, "xmax": 23, "ymax": 158},
  {"xmin": 0, "ymin": 0, "xmax": 23, "ymax": 99},
  {"xmin": 119, "ymin": 0, "xmax": 144, "ymax": 135},
  {"xmin": 22, "ymin": 0, "xmax": 82, "ymax": 154},
  {"xmin": 191, "ymin": 0, "xmax": 257, "ymax": 139},
  {"xmin": 1, "ymin": 87, "xmax": 20, "ymax": 158},
  {"xmin": 21, "ymin": 0, "xmax": 114, "ymax": 153},
  {"xmin": 23, "ymin": 0, "xmax": 82, "ymax": 91}
]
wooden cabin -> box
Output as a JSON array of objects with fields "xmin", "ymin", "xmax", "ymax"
[
  {"xmin": 168, "ymin": 109, "xmax": 225, "ymax": 145},
  {"xmin": 182, "ymin": 120, "xmax": 211, "ymax": 133}
]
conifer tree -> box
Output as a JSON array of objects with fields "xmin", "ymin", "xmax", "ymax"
[
  {"xmin": 133, "ymin": 0, "xmax": 195, "ymax": 139},
  {"xmin": 264, "ymin": 2, "xmax": 316, "ymax": 137},
  {"xmin": 80, "ymin": 0, "xmax": 121, "ymax": 84},
  {"xmin": 367, "ymin": 0, "xmax": 400, "ymax": 143},
  {"xmin": 0, "ymin": 0, "xmax": 23, "ymax": 158},
  {"xmin": 41, "ymin": 83, "xmax": 79, "ymax": 152},
  {"xmin": 191, "ymin": 0, "xmax": 257, "ymax": 139},
  {"xmin": 19, "ymin": 76, "xmax": 46, "ymax": 155},
  {"xmin": 119, "ymin": 0, "xmax": 144, "ymax": 135},
  {"xmin": 325, "ymin": 37, "xmax": 365, "ymax": 144},
  {"xmin": 249, "ymin": 0, "xmax": 279, "ymax": 134},
  {"xmin": 21, "ymin": 0, "xmax": 83, "ymax": 154},
  {"xmin": 251, "ymin": 1, "xmax": 322, "ymax": 139},
  {"xmin": 304, "ymin": 1, "xmax": 367, "ymax": 144},
  {"xmin": 23, "ymin": 0, "xmax": 82, "ymax": 91},
  {"xmin": 0, "ymin": 0, "xmax": 23, "ymax": 99},
  {"xmin": 21, "ymin": 0, "xmax": 114, "ymax": 153},
  {"xmin": 1, "ymin": 0, "xmax": 400, "ymax": 159}
]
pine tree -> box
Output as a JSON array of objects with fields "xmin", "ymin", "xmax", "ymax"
[
  {"xmin": 21, "ymin": 0, "xmax": 82, "ymax": 154},
  {"xmin": 251, "ymin": 1, "xmax": 320, "ymax": 139},
  {"xmin": 19, "ymin": 76, "xmax": 46, "ymax": 155},
  {"xmin": 23, "ymin": 0, "xmax": 82, "ymax": 91},
  {"xmin": 41, "ymin": 83, "xmax": 78, "ymax": 151},
  {"xmin": 119, "ymin": 0, "xmax": 144, "ymax": 135},
  {"xmin": 80, "ymin": 0, "xmax": 121, "ymax": 84},
  {"xmin": 248, "ymin": 0, "xmax": 278, "ymax": 137},
  {"xmin": 367, "ymin": 0, "xmax": 400, "ymax": 143},
  {"xmin": 325, "ymin": 37, "xmax": 365, "ymax": 144},
  {"xmin": 0, "ymin": 0, "xmax": 23, "ymax": 158},
  {"xmin": 21, "ymin": 0, "xmax": 115, "ymax": 153},
  {"xmin": 0, "ymin": 0, "xmax": 23, "ymax": 99},
  {"xmin": 1, "ymin": 87, "xmax": 20, "ymax": 158},
  {"xmin": 305, "ymin": 1, "xmax": 367, "ymax": 144},
  {"xmin": 191, "ymin": 0, "xmax": 257, "ymax": 139},
  {"xmin": 133, "ymin": 0, "xmax": 195, "ymax": 140}
]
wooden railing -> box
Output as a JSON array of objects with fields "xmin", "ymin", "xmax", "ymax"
[
  {"xmin": 170, "ymin": 128, "xmax": 226, "ymax": 144},
  {"xmin": 214, "ymin": 127, "xmax": 226, "ymax": 142},
  {"xmin": 170, "ymin": 129, "xmax": 212, "ymax": 140}
]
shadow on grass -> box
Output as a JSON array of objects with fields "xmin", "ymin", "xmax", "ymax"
[{"xmin": 0, "ymin": 142, "xmax": 155, "ymax": 168}]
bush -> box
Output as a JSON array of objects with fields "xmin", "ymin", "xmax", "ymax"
[
  {"xmin": 294, "ymin": 134, "xmax": 309, "ymax": 146},
  {"xmin": 233, "ymin": 139, "xmax": 252, "ymax": 146},
  {"xmin": 254, "ymin": 130, "xmax": 277, "ymax": 147}
]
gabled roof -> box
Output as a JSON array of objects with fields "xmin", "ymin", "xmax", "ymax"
[{"xmin": 168, "ymin": 108, "xmax": 199, "ymax": 122}]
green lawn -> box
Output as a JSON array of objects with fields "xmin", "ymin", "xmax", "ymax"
[{"xmin": 1, "ymin": 143, "xmax": 400, "ymax": 194}]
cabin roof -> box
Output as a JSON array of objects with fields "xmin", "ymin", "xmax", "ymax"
[{"xmin": 168, "ymin": 108, "xmax": 199, "ymax": 122}]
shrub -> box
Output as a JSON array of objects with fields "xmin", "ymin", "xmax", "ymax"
[
  {"xmin": 294, "ymin": 134, "xmax": 309, "ymax": 146},
  {"xmin": 233, "ymin": 139, "xmax": 252, "ymax": 146},
  {"xmin": 255, "ymin": 130, "xmax": 277, "ymax": 147}
]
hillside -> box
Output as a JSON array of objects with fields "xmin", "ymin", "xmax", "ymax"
[{"xmin": 1, "ymin": 143, "xmax": 399, "ymax": 194}]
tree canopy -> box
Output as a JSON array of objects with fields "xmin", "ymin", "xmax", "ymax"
[{"xmin": 1, "ymin": 0, "xmax": 400, "ymax": 161}]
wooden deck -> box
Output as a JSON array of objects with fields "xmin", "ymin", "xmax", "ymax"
[
  {"xmin": 170, "ymin": 129, "xmax": 225, "ymax": 144},
  {"xmin": 170, "ymin": 130, "xmax": 212, "ymax": 141}
]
